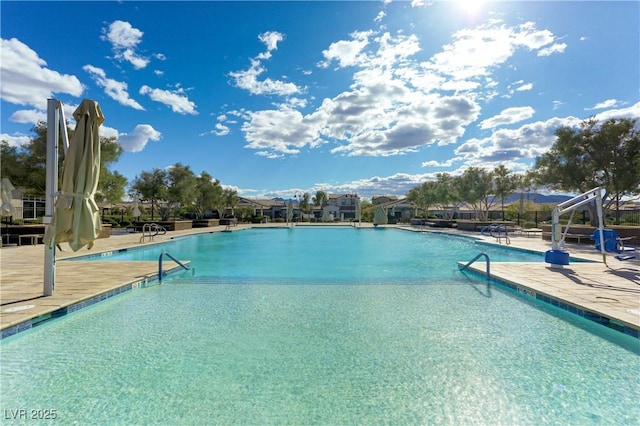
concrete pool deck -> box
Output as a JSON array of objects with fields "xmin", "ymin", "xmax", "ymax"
[{"xmin": 1, "ymin": 223, "xmax": 639, "ymax": 338}]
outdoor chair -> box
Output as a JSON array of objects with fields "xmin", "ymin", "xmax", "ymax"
[{"xmin": 590, "ymin": 229, "xmax": 636, "ymax": 261}]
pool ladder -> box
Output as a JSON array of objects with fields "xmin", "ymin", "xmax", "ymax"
[
  {"xmin": 459, "ymin": 252, "xmax": 490, "ymax": 281},
  {"xmin": 140, "ymin": 223, "xmax": 167, "ymax": 243},
  {"xmin": 481, "ymin": 224, "xmax": 510, "ymax": 245},
  {"xmin": 158, "ymin": 251, "xmax": 192, "ymax": 283}
]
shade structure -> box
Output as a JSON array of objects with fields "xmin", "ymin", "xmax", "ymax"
[
  {"xmin": 322, "ymin": 207, "xmax": 331, "ymax": 222},
  {"xmin": 44, "ymin": 99, "xmax": 104, "ymax": 252},
  {"xmin": 287, "ymin": 200, "xmax": 294, "ymax": 224},
  {"xmin": 373, "ymin": 206, "xmax": 388, "ymax": 226},
  {"xmin": 1, "ymin": 178, "xmax": 15, "ymax": 217},
  {"xmin": 354, "ymin": 198, "xmax": 361, "ymax": 224},
  {"xmin": 132, "ymin": 194, "xmax": 141, "ymax": 218}
]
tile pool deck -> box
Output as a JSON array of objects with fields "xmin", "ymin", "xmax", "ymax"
[{"xmin": 1, "ymin": 224, "xmax": 639, "ymax": 339}]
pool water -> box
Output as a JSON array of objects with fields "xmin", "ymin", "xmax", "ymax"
[
  {"xmin": 94, "ymin": 227, "xmax": 547, "ymax": 282},
  {"xmin": 1, "ymin": 228, "xmax": 638, "ymax": 425}
]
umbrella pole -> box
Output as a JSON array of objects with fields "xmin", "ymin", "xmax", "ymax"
[{"xmin": 44, "ymin": 99, "xmax": 61, "ymax": 296}]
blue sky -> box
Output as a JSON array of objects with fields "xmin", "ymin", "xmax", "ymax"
[{"xmin": 1, "ymin": 1, "xmax": 639, "ymax": 200}]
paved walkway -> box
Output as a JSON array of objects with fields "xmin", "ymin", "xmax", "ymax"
[{"xmin": 1, "ymin": 224, "xmax": 639, "ymax": 337}]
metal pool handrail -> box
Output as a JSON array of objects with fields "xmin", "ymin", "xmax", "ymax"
[
  {"xmin": 140, "ymin": 223, "xmax": 167, "ymax": 243},
  {"xmin": 459, "ymin": 252, "xmax": 490, "ymax": 281},
  {"xmin": 481, "ymin": 223, "xmax": 510, "ymax": 245},
  {"xmin": 158, "ymin": 251, "xmax": 191, "ymax": 283}
]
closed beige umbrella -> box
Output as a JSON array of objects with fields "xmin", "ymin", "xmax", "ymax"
[
  {"xmin": 132, "ymin": 194, "xmax": 141, "ymax": 219},
  {"xmin": 1, "ymin": 178, "xmax": 15, "ymax": 217},
  {"xmin": 287, "ymin": 199, "xmax": 293, "ymax": 225},
  {"xmin": 373, "ymin": 206, "xmax": 387, "ymax": 227},
  {"xmin": 45, "ymin": 99, "xmax": 104, "ymax": 251},
  {"xmin": 1, "ymin": 178, "xmax": 15, "ymax": 237}
]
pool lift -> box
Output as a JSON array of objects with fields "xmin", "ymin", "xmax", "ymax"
[{"xmin": 545, "ymin": 187, "xmax": 606, "ymax": 268}]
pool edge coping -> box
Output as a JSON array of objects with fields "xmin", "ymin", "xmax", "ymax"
[{"xmin": 0, "ymin": 262, "xmax": 189, "ymax": 339}]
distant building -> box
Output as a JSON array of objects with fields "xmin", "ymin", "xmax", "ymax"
[
  {"xmin": 325, "ymin": 194, "xmax": 360, "ymax": 221},
  {"xmin": 235, "ymin": 197, "xmax": 287, "ymax": 221},
  {"xmin": 371, "ymin": 196, "xmax": 415, "ymax": 222}
]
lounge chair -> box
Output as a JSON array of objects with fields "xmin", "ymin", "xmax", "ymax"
[{"xmin": 590, "ymin": 229, "xmax": 636, "ymax": 261}]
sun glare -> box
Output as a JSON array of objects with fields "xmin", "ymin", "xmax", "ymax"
[{"xmin": 453, "ymin": 0, "xmax": 486, "ymax": 18}]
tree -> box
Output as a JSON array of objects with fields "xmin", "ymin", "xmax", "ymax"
[
  {"xmin": 164, "ymin": 163, "xmax": 197, "ymax": 220},
  {"xmin": 434, "ymin": 173, "xmax": 461, "ymax": 220},
  {"xmin": 312, "ymin": 190, "xmax": 328, "ymax": 208},
  {"xmin": 1, "ymin": 122, "xmax": 57, "ymax": 196},
  {"xmin": 406, "ymin": 181, "xmax": 439, "ymax": 218},
  {"xmin": 131, "ymin": 168, "xmax": 168, "ymax": 220},
  {"xmin": 493, "ymin": 165, "xmax": 521, "ymax": 221},
  {"xmin": 455, "ymin": 167, "xmax": 496, "ymax": 221},
  {"xmin": 0, "ymin": 141, "xmax": 29, "ymax": 190},
  {"xmin": 299, "ymin": 193, "xmax": 311, "ymax": 221},
  {"xmin": 534, "ymin": 117, "xmax": 640, "ymax": 223},
  {"xmin": 193, "ymin": 172, "xmax": 223, "ymax": 220},
  {"xmin": 98, "ymin": 171, "xmax": 128, "ymax": 207},
  {"xmin": 360, "ymin": 199, "xmax": 374, "ymax": 222},
  {"xmin": 223, "ymin": 188, "xmax": 239, "ymax": 217},
  {"xmin": 235, "ymin": 206, "xmax": 254, "ymax": 222},
  {"xmin": 0, "ymin": 121, "xmax": 127, "ymax": 201}
]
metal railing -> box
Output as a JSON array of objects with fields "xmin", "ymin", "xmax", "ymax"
[
  {"xmin": 459, "ymin": 252, "xmax": 490, "ymax": 281},
  {"xmin": 140, "ymin": 223, "xmax": 167, "ymax": 243},
  {"xmin": 481, "ymin": 223, "xmax": 511, "ymax": 245},
  {"xmin": 158, "ymin": 251, "xmax": 191, "ymax": 283}
]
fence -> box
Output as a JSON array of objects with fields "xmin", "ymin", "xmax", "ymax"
[{"xmin": 454, "ymin": 209, "xmax": 640, "ymax": 227}]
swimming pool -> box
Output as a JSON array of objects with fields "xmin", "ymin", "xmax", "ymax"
[
  {"xmin": 2, "ymin": 228, "xmax": 638, "ymax": 424},
  {"xmin": 87, "ymin": 227, "xmax": 548, "ymax": 282}
]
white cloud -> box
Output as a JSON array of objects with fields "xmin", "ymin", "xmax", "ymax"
[
  {"xmin": 426, "ymin": 21, "xmax": 559, "ymax": 84},
  {"xmin": 229, "ymin": 59, "xmax": 302, "ymax": 96},
  {"xmin": 411, "ymin": 0, "xmax": 429, "ymax": 7},
  {"xmin": 239, "ymin": 29, "xmax": 482, "ymax": 158},
  {"xmin": 456, "ymin": 115, "xmax": 582, "ymax": 166},
  {"xmin": 479, "ymin": 106, "xmax": 535, "ymax": 129},
  {"xmin": 9, "ymin": 109, "xmax": 46, "ymax": 124},
  {"xmin": 242, "ymin": 108, "xmax": 323, "ymax": 155},
  {"xmin": 84, "ymin": 65, "xmax": 145, "ymax": 110},
  {"xmin": 421, "ymin": 159, "xmax": 456, "ymax": 168},
  {"xmin": 116, "ymin": 124, "xmax": 161, "ymax": 152},
  {"xmin": 1, "ymin": 132, "xmax": 31, "ymax": 147},
  {"xmin": 0, "ymin": 38, "xmax": 84, "ymax": 109},
  {"xmin": 516, "ymin": 82, "xmax": 533, "ymax": 91},
  {"xmin": 250, "ymin": 171, "xmax": 437, "ymax": 200},
  {"xmin": 139, "ymin": 85, "xmax": 197, "ymax": 115},
  {"xmin": 99, "ymin": 125, "xmax": 119, "ymax": 139},
  {"xmin": 213, "ymin": 123, "xmax": 230, "ymax": 136},
  {"xmin": 101, "ymin": 20, "xmax": 149, "ymax": 69},
  {"xmin": 586, "ymin": 99, "xmax": 618, "ymax": 110},
  {"xmin": 537, "ymin": 43, "xmax": 567, "ymax": 56},
  {"xmin": 257, "ymin": 31, "xmax": 284, "ymax": 59},
  {"xmin": 593, "ymin": 101, "xmax": 640, "ymax": 121},
  {"xmin": 318, "ymin": 172, "xmax": 431, "ymax": 199},
  {"xmin": 228, "ymin": 31, "xmax": 303, "ymax": 97},
  {"xmin": 232, "ymin": 20, "xmax": 570, "ymax": 160},
  {"xmin": 318, "ymin": 30, "xmax": 373, "ymax": 69}
]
